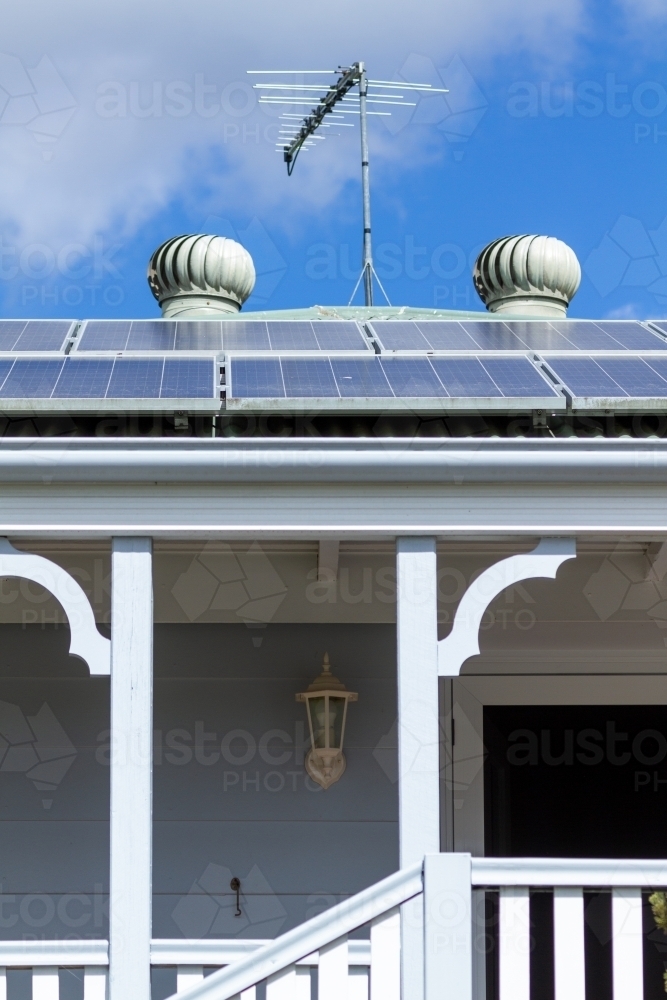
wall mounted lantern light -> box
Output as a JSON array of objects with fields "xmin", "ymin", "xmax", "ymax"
[{"xmin": 296, "ymin": 653, "xmax": 358, "ymax": 790}]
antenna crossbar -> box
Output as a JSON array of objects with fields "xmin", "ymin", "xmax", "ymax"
[{"xmin": 247, "ymin": 61, "xmax": 444, "ymax": 307}]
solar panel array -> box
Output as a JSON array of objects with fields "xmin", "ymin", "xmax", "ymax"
[
  {"xmin": 545, "ymin": 356, "xmax": 667, "ymax": 400},
  {"xmin": 0, "ymin": 357, "xmax": 215, "ymax": 400},
  {"xmin": 4, "ymin": 316, "xmax": 667, "ymax": 411},
  {"xmin": 0, "ymin": 320, "xmax": 75, "ymax": 352},
  {"xmin": 75, "ymin": 319, "xmax": 370, "ymax": 353},
  {"xmin": 368, "ymin": 319, "xmax": 667, "ymax": 352},
  {"xmin": 228, "ymin": 355, "xmax": 559, "ymax": 402}
]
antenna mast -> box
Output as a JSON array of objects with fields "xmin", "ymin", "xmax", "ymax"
[
  {"xmin": 358, "ymin": 62, "xmax": 373, "ymax": 306},
  {"xmin": 248, "ymin": 64, "xmax": 448, "ymax": 308}
]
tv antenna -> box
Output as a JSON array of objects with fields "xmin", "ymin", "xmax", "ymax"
[{"xmin": 247, "ymin": 63, "xmax": 448, "ymax": 307}]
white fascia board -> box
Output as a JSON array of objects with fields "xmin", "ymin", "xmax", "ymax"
[
  {"xmin": 2, "ymin": 437, "xmax": 667, "ymax": 484},
  {"xmin": 225, "ymin": 395, "xmax": 564, "ymax": 413}
]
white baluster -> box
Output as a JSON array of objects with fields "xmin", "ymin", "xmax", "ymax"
[
  {"xmin": 370, "ymin": 908, "xmax": 400, "ymax": 1000},
  {"xmin": 319, "ymin": 935, "xmax": 349, "ymax": 1000},
  {"xmin": 612, "ymin": 887, "xmax": 643, "ymax": 1000},
  {"xmin": 177, "ymin": 965, "xmax": 204, "ymax": 992},
  {"xmin": 499, "ymin": 888, "xmax": 531, "ymax": 1000},
  {"xmin": 554, "ymin": 888, "xmax": 585, "ymax": 1000},
  {"xmin": 83, "ymin": 967, "xmax": 107, "ymax": 1000},
  {"xmin": 0, "ymin": 968, "xmax": 6, "ymax": 1000},
  {"xmin": 230, "ymin": 987, "xmax": 258, "ymax": 1000},
  {"xmin": 266, "ymin": 965, "xmax": 303, "ymax": 1000},
  {"xmin": 349, "ymin": 967, "xmax": 370, "ymax": 1000},
  {"xmin": 33, "ymin": 966, "xmax": 60, "ymax": 1000}
]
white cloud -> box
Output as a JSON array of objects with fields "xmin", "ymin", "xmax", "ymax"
[
  {"xmin": 616, "ymin": 0, "xmax": 667, "ymax": 20},
  {"xmin": 0, "ymin": 0, "xmax": 585, "ymax": 256}
]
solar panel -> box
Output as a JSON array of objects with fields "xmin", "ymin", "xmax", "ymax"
[
  {"xmin": 330, "ymin": 358, "xmax": 394, "ymax": 397},
  {"xmin": 106, "ymin": 359, "xmax": 164, "ymax": 398},
  {"xmin": 76, "ymin": 321, "xmax": 130, "ymax": 351},
  {"xmin": 229, "ymin": 358, "xmax": 284, "ymax": 397},
  {"xmin": 545, "ymin": 358, "xmax": 628, "ymax": 397},
  {"xmin": 281, "ymin": 358, "xmax": 339, "ymax": 396},
  {"xmin": 267, "ymin": 322, "xmax": 319, "ymax": 351},
  {"xmin": 635, "ymin": 357, "xmax": 667, "ymax": 390},
  {"xmin": 379, "ymin": 358, "xmax": 448, "ymax": 397},
  {"xmin": 0, "ymin": 359, "xmax": 64, "ymax": 397},
  {"xmin": 429, "ymin": 358, "xmax": 503, "ymax": 397},
  {"xmin": 222, "ymin": 322, "xmax": 271, "ymax": 351},
  {"xmin": 415, "ymin": 322, "xmax": 479, "ymax": 350},
  {"xmin": 0, "ymin": 356, "xmax": 217, "ymax": 402},
  {"xmin": 14, "ymin": 321, "xmax": 74, "ymax": 352},
  {"xmin": 502, "ymin": 322, "xmax": 573, "ymax": 351},
  {"xmin": 313, "ymin": 322, "xmax": 369, "ymax": 351},
  {"xmin": 125, "ymin": 321, "xmax": 176, "ymax": 351},
  {"xmin": 459, "ymin": 322, "xmax": 526, "ymax": 350},
  {"xmin": 0, "ymin": 320, "xmax": 73, "ymax": 352},
  {"xmin": 175, "ymin": 322, "xmax": 223, "ymax": 351},
  {"xmin": 52, "ymin": 358, "xmax": 114, "ymax": 398},
  {"xmin": 481, "ymin": 357, "xmax": 558, "ymax": 397},
  {"xmin": 160, "ymin": 359, "xmax": 215, "ymax": 398},
  {"xmin": 368, "ymin": 322, "xmax": 430, "ymax": 351},
  {"xmin": 592, "ymin": 358, "xmax": 667, "ymax": 397},
  {"xmin": 0, "ymin": 321, "xmax": 29, "ymax": 351},
  {"xmin": 594, "ymin": 321, "xmax": 667, "ymax": 351},
  {"xmin": 0, "ymin": 360, "xmax": 15, "ymax": 390},
  {"xmin": 547, "ymin": 322, "xmax": 621, "ymax": 350}
]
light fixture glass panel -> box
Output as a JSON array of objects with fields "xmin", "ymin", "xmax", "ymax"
[{"xmin": 310, "ymin": 696, "xmax": 327, "ymax": 748}]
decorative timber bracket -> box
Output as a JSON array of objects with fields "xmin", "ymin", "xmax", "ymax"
[
  {"xmin": 437, "ymin": 538, "xmax": 576, "ymax": 677},
  {"xmin": 0, "ymin": 538, "xmax": 110, "ymax": 675}
]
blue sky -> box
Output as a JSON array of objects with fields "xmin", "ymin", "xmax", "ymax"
[{"xmin": 1, "ymin": 0, "xmax": 667, "ymax": 320}]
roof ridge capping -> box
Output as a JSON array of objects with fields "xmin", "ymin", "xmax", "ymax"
[{"xmin": 473, "ymin": 235, "xmax": 581, "ymax": 318}]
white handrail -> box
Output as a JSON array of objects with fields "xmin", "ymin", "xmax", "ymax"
[
  {"xmin": 151, "ymin": 939, "xmax": 371, "ymax": 966},
  {"xmin": 0, "ymin": 940, "xmax": 108, "ymax": 966},
  {"xmin": 167, "ymin": 862, "xmax": 423, "ymax": 1000},
  {"xmin": 473, "ymin": 857, "xmax": 667, "ymax": 886}
]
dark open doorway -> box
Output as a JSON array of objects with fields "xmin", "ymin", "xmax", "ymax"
[{"xmin": 483, "ymin": 705, "xmax": 667, "ymax": 1000}]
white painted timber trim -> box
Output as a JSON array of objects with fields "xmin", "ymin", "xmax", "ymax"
[
  {"xmin": 4, "ymin": 437, "xmax": 667, "ymax": 484},
  {"xmin": 0, "ymin": 940, "xmax": 108, "ymax": 966},
  {"xmin": 165, "ymin": 862, "xmax": 423, "ymax": 1000},
  {"xmin": 109, "ymin": 538, "xmax": 153, "ymax": 1000},
  {"xmin": 438, "ymin": 538, "xmax": 576, "ymax": 676},
  {"xmin": 472, "ymin": 857, "xmax": 667, "ymax": 886},
  {"xmin": 150, "ymin": 940, "xmax": 371, "ymax": 966},
  {"xmin": 0, "ymin": 538, "xmax": 109, "ymax": 675},
  {"xmin": 397, "ymin": 538, "xmax": 439, "ymax": 1000}
]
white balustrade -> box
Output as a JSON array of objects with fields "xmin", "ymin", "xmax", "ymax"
[
  {"xmin": 0, "ymin": 858, "xmax": 661, "ymax": 1000},
  {"xmin": 155, "ymin": 937, "xmax": 376, "ymax": 1000},
  {"xmin": 0, "ymin": 939, "xmax": 109, "ymax": 1000},
  {"xmin": 473, "ymin": 857, "xmax": 667, "ymax": 1000}
]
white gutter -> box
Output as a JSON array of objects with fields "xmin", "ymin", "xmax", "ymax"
[{"xmin": 2, "ymin": 437, "xmax": 667, "ymax": 483}]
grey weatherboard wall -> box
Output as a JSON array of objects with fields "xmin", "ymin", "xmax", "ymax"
[{"xmin": 0, "ymin": 623, "xmax": 397, "ymax": 940}]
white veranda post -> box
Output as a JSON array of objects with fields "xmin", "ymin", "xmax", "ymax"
[
  {"xmin": 109, "ymin": 538, "xmax": 154, "ymax": 1000},
  {"xmin": 396, "ymin": 537, "xmax": 440, "ymax": 1000},
  {"xmin": 395, "ymin": 537, "xmax": 575, "ymax": 1000}
]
